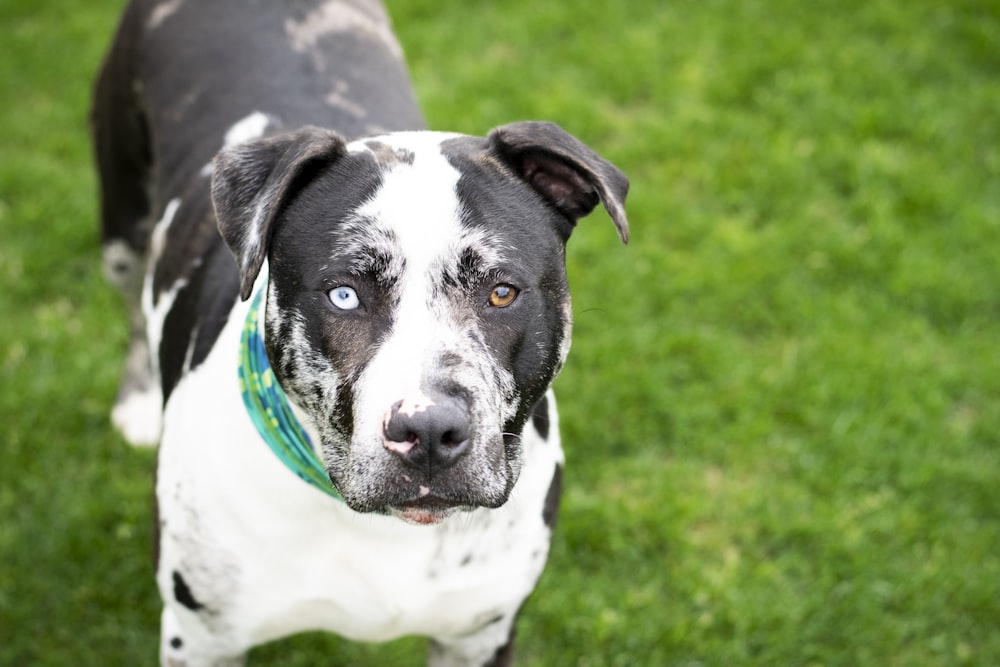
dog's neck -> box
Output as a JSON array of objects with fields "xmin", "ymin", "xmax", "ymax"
[{"xmin": 239, "ymin": 284, "xmax": 342, "ymax": 500}]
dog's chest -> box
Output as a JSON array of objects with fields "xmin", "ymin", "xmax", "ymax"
[{"xmin": 295, "ymin": 503, "xmax": 553, "ymax": 642}]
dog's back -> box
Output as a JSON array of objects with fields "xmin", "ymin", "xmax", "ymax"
[{"xmin": 93, "ymin": 0, "xmax": 425, "ymax": 443}]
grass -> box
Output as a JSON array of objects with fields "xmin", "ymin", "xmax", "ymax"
[{"xmin": 2, "ymin": 0, "xmax": 998, "ymax": 664}]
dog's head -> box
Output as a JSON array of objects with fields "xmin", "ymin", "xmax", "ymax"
[{"xmin": 212, "ymin": 121, "xmax": 628, "ymax": 523}]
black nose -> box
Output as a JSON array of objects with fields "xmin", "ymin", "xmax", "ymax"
[{"xmin": 382, "ymin": 397, "xmax": 471, "ymax": 470}]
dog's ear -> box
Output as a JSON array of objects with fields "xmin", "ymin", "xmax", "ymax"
[
  {"xmin": 488, "ymin": 121, "xmax": 629, "ymax": 243},
  {"xmin": 212, "ymin": 126, "xmax": 348, "ymax": 300}
]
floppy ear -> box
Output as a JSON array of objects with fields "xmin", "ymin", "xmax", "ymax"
[
  {"xmin": 488, "ymin": 121, "xmax": 629, "ymax": 243},
  {"xmin": 212, "ymin": 126, "xmax": 348, "ymax": 300}
]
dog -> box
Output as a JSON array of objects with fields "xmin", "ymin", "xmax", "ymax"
[{"xmin": 92, "ymin": 0, "xmax": 628, "ymax": 664}]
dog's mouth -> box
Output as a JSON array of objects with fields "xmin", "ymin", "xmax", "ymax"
[{"xmin": 387, "ymin": 494, "xmax": 467, "ymax": 525}]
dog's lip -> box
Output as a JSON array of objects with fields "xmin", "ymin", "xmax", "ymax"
[
  {"xmin": 389, "ymin": 495, "xmax": 462, "ymax": 525},
  {"xmin": 392, "ymin": 507, "xmax": 448, "ymax": 525}
]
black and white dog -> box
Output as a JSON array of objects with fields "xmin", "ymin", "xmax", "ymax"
[{"xmin": 92, "ymin": 0, "xmax": 628, "ymax": 665}]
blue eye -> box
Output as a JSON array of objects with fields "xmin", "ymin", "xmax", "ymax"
[{"xmin": 328, "ymin": 286, "xmax": 360, "ymax": 310}]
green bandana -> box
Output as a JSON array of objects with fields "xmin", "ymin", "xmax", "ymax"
[{"xmin": 238, "ymin": 286, "xmax": 342, "ymax": 500}]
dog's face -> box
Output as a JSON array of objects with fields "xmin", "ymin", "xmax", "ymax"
[{"xmin": 213, "ymin": 122, "xmax": 628, "ymax": 523}]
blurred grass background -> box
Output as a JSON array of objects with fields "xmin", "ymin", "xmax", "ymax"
[{"xmin": 2, "ymin": 0, "xmax": 998, "ymax": 665}]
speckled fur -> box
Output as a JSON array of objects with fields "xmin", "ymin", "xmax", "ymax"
[{"xmin": 91, "ymin": 1, "xmax": 627, "ymax": 665}]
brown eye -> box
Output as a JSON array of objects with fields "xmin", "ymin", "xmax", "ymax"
[{"xmin": 488, "ymin": 284, "xmax": 519, "ymax": 308}]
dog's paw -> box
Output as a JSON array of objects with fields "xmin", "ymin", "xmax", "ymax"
[{"xmin": 111, "ymin": 387, "xmax": 163, "ymax": 447}]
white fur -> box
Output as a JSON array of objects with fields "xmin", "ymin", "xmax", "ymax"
[
  {"xmin": 223, "ymin": 111, "xmax": 271, "ymax": 148},
  {"xmin": 111, "ymin": 386, "xmax": 163, "ymax": 447},
  {"xmin": 118, "ymin": 198, "xmax": 184, "ymax": 449},
  {"xmin": 199, "ymin": 112, "xmax": 274, "ymax": 177},
  {"xmin": 350, "ymin": 135, "xmax": 467, "ymax": 438},
  {"xmin": 148, "ymin": 198, "xmax": 181, "ymax": 265},
  {"xmin": 324, "ymin": 80, "xmax": 366, "ymax": 117},
  {"xmin": 284, "ymin": 0, "xmax": 403, "ymax": 60},
  {"xmin": 147, "ymin": 0, "xmax": 184, "ymax": 30}
]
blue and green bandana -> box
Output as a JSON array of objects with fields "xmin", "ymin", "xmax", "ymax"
[{"xmin": 238, "ymin": 286, "xmax": 342, "ymax": 500}]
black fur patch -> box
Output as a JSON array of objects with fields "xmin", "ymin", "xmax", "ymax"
[
  {"xmin": 159, "ymin": 239, "xmax": 241, "ymax": 402},
  {"xmin": 542, "ymin": 464, "xmax": 563, "ymax": 528},
  {"xmin": 530, "ymin": 395, "xmax": 550, "ymax": 440},
  {"xmin": 172, "ymin": 570, "xmax": 204, "ymax": 611}
]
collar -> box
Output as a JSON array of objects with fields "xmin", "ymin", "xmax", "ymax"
[{"xmin": 238, "ymin": 285, "xmax": 342, "ymax": 500}]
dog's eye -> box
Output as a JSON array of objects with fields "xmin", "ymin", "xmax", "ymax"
[
  {"xmin": 328, "ymin": 286, "xmax": 360, "ymax": 310},
  {"xmin": 488, "ymin": 284, "xmax": 519, "ymax": 308}
]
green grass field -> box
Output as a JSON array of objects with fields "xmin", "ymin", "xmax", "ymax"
[{"xmin": 2, "ymin": 0, "xmax": 998, "ymax": 664}]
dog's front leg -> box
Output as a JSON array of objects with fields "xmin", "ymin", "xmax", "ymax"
[
  {"xmin": 159, "ymin": 606, "xmax": 247, "ymax": 667},
  {"xmin": 428, "ymin": 619, "xmax": 518, "ymax": 667}
]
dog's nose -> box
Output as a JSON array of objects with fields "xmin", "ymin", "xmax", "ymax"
[{"xmin": 382, "ymin": 396, "xmax": 471, "ymax": 470}]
